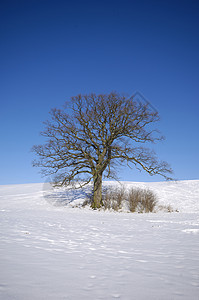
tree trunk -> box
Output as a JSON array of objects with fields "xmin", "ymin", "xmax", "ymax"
[{"xmin": 91, "ymin": 173, "xmax": 103, "ymax": 209}]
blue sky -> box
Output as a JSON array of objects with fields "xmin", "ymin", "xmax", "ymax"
[{"xmin": 0, "ymin": 0, "xmax": 199, "ymax": 184}]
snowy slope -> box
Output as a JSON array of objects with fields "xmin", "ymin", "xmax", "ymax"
[{"xmin": 0, "ymin": 180, "xmax": 199, "ymax": 299}]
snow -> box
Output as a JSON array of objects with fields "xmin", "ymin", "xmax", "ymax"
[{"xmin": 0, "ymin": 180, "xmax": 199, "ymax": 299}]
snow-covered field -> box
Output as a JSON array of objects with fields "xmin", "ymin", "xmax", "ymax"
[{"xmin": 0, "ymin": 180, "xmax": 199, "ymax": 299}]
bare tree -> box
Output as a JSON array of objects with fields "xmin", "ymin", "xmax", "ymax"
[{"xmin": 32, "ymin": 92, "xmax": 172, "ymax": 209}]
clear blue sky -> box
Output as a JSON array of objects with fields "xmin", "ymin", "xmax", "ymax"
[{"xmin": 1, "ymin": 0, "xmax": 199, "ymax": 184}]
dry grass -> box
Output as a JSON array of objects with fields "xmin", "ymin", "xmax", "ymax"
[
  {"xmin": 102, "ymin": 186, "xmax": 126, "ymax": 211},
  {"xmin": 82, "ymin": 185, "xmax": 166, "ymax": 213},
  {"xmin": 128, "ymin": 188, "xmax": 157, "ymax": 213}
]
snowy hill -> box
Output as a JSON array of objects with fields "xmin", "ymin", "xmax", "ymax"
[{"xmin": 0, "ymin": 180, "xmax": 199, "ymax": 299}]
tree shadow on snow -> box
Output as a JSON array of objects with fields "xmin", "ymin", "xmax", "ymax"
[{"xmin": 43, "ymin": 182, "xmax": 92, "ymax": 207}]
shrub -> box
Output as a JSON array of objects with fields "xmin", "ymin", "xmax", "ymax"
[
  {"xmin": 83, "ymin": 185, "xmax": 158, "ymax": 213},
  {"xmin": 128, "ymin": 187, "xmax": 157, "ymax": 213},
  {"xmin": 128, "ymin": 188, "xmax": 141, "ymax": 212},
  {"xmin": 102, "ymin": 186, "xmax": 126, "ymax": 211}
]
